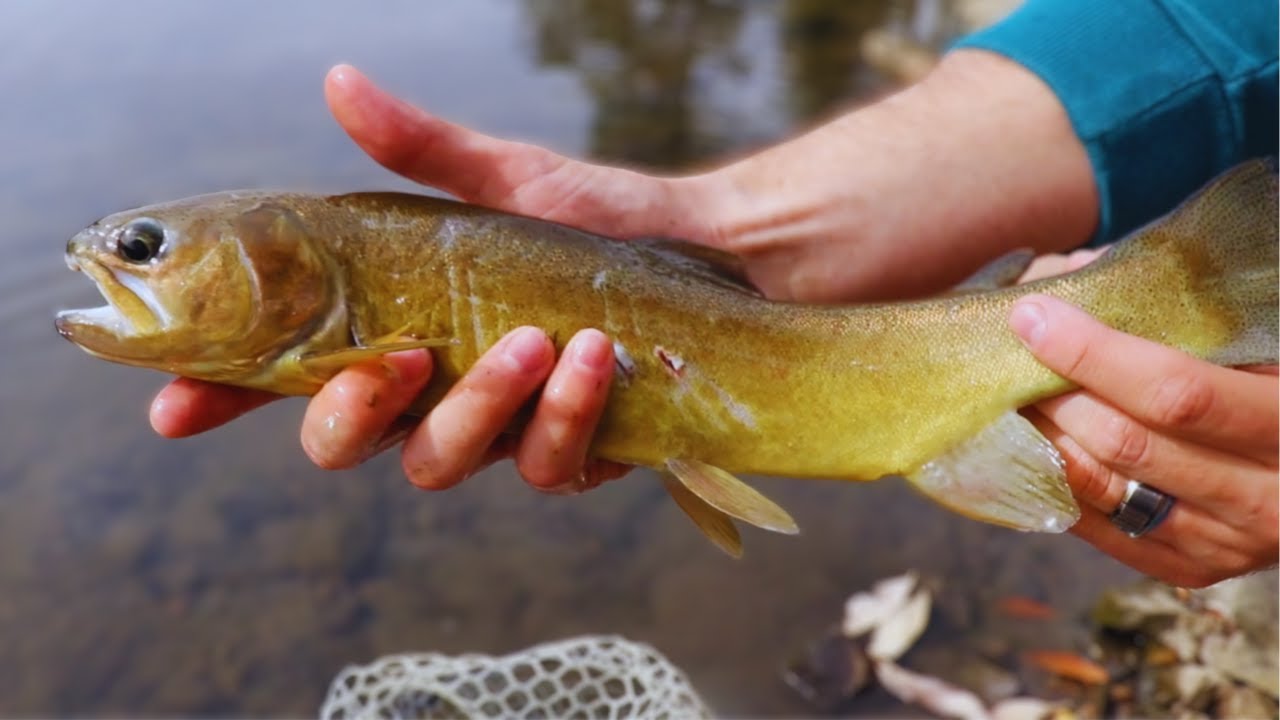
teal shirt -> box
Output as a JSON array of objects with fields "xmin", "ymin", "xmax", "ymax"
[{"xmin": 954, "ymin": 0, "xmax": 1278, "ymax": 245}]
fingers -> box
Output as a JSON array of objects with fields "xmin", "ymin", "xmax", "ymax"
[
  {"xmin": 1018, "ymin": 248, "xmax": 1107, "ymax": 283},
  {"xmin": 150, "ymin": 378, "xmax": 281, "ymax": 438},
  {"xmin": 325, "ymin": 64, "xmax": 570, "ymax": 206},
  {"xmin": 400, "ymin": 327, "xmax": 554, "ymax": 490},
  {"xmin": 515, "ymin": 329, "xmax": 615, "ymax": 491},
  {"xmin": 323, "ymin": 65, "xmax": 707, "ymax": 242},
  {"xmin": 1010, "ymin": 294, "xmax": 1279, "ymax": 458},
  {"xmin": 1028, "ymin": 399, "xmax": 1279, "ymax": 585},
  {"xmin": 1067, "ymin": 506, "xmax": 1233, "ymax": 588},
  {"xmin": 1031, "ymin": 392, "xmax": 1269, "ymax": 511},
  {"xmin": 300, "ymin": 349, "xmax": 433, "ymax": 469}
]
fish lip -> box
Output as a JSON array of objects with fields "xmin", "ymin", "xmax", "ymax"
[{"xmin": 56, "ymin": 255, "xmax": 161, "ymax": 339}]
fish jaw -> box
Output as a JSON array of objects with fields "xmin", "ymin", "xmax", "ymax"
[{"xmin": 55, "ymin": 241, "xmax": 165, "ymax": 356}]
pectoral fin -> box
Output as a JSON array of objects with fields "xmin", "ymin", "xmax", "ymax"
[
  {"xmin": 300, "ymin": 337, "xmax": 455, "ymax": 374},
  {"xmin": 662, "ymin": 475, "xmax": 743, "ymax": 558},
  {"xmin": 904, "ymin": 411, "xmax": 1079, "ymax": 532},
  {"xmin": 665, "ymin": 458, "xmax": 799, "ymax": 535}
]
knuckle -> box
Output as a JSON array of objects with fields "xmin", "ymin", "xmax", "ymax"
[
  {"xmin": 1229, "ymin": 486, "xmax": 1279, "ymax": 535},
  {"xmin": 1218, "ymin": 550, "xmax": 1260, "ymax": 580},
  {"xmin": 1055, "ymin": 334, "xmax": 1094, "ymax": 382},
  {"xmin": 1065, "ymin": 449, "xmax": 1117, "ymax": 505},
  {"xmin": 1147, "ymin": 370, "xmax": 1214, "ymax": 429},
  {"xmin": 1097, "ymin": 411, "xmax": 1153, "ymax": 469}
]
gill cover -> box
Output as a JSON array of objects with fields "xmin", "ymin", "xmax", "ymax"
[{"xmin": 224, "ymin": 203, "xmax": 342, "ymax": 366}]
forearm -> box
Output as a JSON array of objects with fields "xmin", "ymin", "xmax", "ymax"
[{"xmin": 687, "ymin": 49, "xmax": 1097, "ymax": 302}]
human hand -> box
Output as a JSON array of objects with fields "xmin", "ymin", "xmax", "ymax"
[
  {"xmin": 1017, "ymin": 247, "xmax": 1105, "ymax": 282},
  {"xmin": 1009, "ymin": 294, "xmax": 1279, "ymax": 587}
]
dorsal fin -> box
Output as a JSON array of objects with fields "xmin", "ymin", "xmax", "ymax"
[
  {"xmin": 946, "ymin": 248, "xmax": 1036, "ymax": 295},
  {"xmin": 633, "ymin": 238, "xmax": 762, "ymax": 296}
]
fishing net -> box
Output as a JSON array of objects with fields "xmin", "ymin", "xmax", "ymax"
[{"xmin": 320, "ymin": 635, "xmax": 710, "ymax": 719}]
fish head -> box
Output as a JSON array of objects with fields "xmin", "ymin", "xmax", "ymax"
[{"xmin": 55, "ymin": 193, "xmax": 340, "ymax": 380}]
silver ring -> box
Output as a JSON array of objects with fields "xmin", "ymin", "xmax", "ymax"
[{"xmin": 1109, "ymin": 480, "xmax": 1176, "ymax": 537}]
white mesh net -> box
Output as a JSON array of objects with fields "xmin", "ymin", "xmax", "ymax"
[{"xmin": 320, "ymin": 635, "xmax": 710, "ymax": 719}]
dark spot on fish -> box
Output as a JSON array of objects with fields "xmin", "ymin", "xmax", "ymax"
[
  {"xmin": 188, "ymin": 297, "xmax": 208, "ymax": 322},
  {"xmin": 655, "ymin": 346, "xmax": 685, "ymax": 377}
]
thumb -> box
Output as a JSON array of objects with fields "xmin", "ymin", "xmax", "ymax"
[{"xmin": 1007, "ymin": 294, "xmax": 1101, "ymax": 380}]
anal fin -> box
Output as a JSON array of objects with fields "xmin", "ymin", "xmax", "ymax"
[
  {"xmin": 904, "ymin": 411, "xmax": 1079, "ymax": 532},
  {"xmin": 666, "ymin": 458, "xmax": 799, "ymax": 535},
  {"xmin": 662, "ymin": 475, "xmax": 743, "ymax": 558}
]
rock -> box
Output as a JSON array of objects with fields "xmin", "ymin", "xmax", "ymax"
[
  {"xmin": 868, "ymin": 589, "xmax": 931, "ymax": 661},
  {"xmin": 1092, "ymin": 582, "xmax": 1186, "ymax": 633},
  {"xmin": 1217, "ymin": 683, "xmax": 1278, "ymax": 719},
  {"xmin": 781, "ymin": 628, "xmax": 871, "ymax": 711},
  {"xmin": 1200, "ymin": 631, "xmax": 1280, "ymax": 697},
  {"xmin": 1141, "ymin": 664, "xmax": 1220, "ymax": 716},
  {"xmin": 991, "ymin": 697, "xmax": 1059, "ymax": 720}
]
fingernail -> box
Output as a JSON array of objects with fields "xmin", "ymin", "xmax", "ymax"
[
  {"xmin": 501, "ymin": 327, "xmax": 548, "ymax": 372},
  {"xmin": 540, "ymin": 475, "xmax": 592, "ymax": 496},
  {"xmin": 572, "ymin": 331, "xmax": 611, "ymax": 371},
  {"xmin": 1009, "ymin": 301, "xmax": 1047, "ymax": 347}
]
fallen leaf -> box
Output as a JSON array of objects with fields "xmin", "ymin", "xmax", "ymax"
[
  {"xmin": 996, "ymin": 596, "xmax": 1056, "ymax": 621},
  {"xmin": 869, "ymin": 590, "xmax": 931, "ymax": 661},
  {"xmin": 843, "ymin": 572, "xmax": 918, "ymax": 637},
  {"xmin": 1023, "ymin": 650, "xmax": 1108, "ymax": 685},
  {"xmin": 991, "ymin": 697, "xmax": 1059, "ymax": 720},
  {"xmin": 875, "ymin": 660, "xmax": 990, "ymax": 720}
]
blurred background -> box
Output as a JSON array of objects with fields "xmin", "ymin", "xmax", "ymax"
[{"xmin": 1, "ymin": 0, "xmax": 1140, "ymax": 715}]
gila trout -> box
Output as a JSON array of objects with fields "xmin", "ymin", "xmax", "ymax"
[{"xmin": 56, "ymin": 161, "xmax": 1279, "ymax": 556}]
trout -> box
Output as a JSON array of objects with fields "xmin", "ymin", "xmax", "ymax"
[{"xmin": 56, "ymin": 161, "xmax": 1279, "ymax": 555}]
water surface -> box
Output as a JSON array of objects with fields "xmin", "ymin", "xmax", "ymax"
[{"xmin": 0, "ymin": 1, "xmax": 1134, "ymax": 715}]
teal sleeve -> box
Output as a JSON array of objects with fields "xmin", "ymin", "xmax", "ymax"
[{"xmin": 953, "ymin": 0, "xmax": 1278, "ymax": 245}]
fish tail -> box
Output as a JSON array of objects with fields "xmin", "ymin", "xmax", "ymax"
[{"xmin": 1102, "ymin": 159, "xmax": 1278, "ymax": 366}]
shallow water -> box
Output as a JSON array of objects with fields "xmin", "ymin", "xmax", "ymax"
[{"xmin": 1, "ymin": 1, "xmax": 1135, "ymax": 715}]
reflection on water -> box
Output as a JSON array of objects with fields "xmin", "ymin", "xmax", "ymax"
[
  {"xmin": 526, "ymin": 0, "xmax": 749, "ymax": 165},
  {"xmin": 0, "ymin": 0, "xmax": 1134, "ymax": 716}
]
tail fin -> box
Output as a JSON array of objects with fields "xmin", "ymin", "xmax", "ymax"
[{"xmin": 1105, "ymin": 159, "xmax": 1278, "ymax": 367}]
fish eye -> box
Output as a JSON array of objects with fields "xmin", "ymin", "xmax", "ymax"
[{"xmin": 117, "ymin": 219, "xmax": 166, "ymax": 263}]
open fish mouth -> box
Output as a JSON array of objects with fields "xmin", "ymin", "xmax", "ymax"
[{"xmin": 55, "ymin": 255, "xmax": 166, "ymax": 339}]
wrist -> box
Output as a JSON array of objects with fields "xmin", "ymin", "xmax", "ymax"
[{"xmin": 691, "ymin": 49, "xmax": 1098, "ymax": 301}]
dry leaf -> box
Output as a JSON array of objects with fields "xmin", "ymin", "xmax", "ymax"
[
  {"xmin": 869, "ymin": 590, "xmax": 932, "ymax": 661},
  {"xmin": 1023, "ymin": 650, "xmax": 1108, "ymax": 685},
  {"xmin": 875, "ymin": 660, "xmax": 991, "ymax": 720},
  {"xmin": 991, "ymin": 697, "xmax": 1058, "ymax": 720},
  {"xmin": 843, "ymin": 572, "xmax": 917, "ymax": 637},
  {"xmin": 996, "ymin": 596, "xmax": 1056, "ymax": 621}
]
